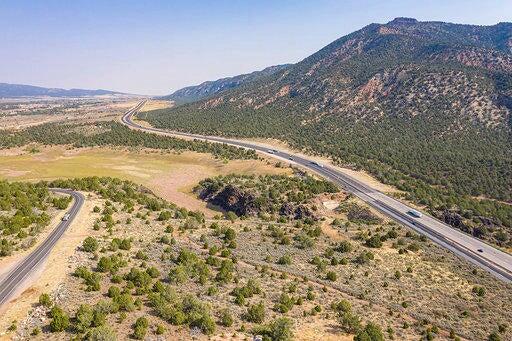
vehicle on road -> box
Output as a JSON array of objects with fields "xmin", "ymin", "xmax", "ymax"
[
  {"xmin": 267, "ymin": 149, "xmax": 274, "ymax": 154},
  {"xmin": 288, "ymin": 156, "xmax": 294, "ymax": 161},
  {"xmin": 478, "ymin": 249, "xmax": 484, "ymax": 253},
  {"xmin": 311, "ymin": 161, "xmax": 323, "ymax": 168},
  {"xmin": 62, "ymin": 213, "xmax": 71, "ymax": 221},
  {"xmin": 407, "ymin": 209, "xmax": 423, "ymax": 218}
]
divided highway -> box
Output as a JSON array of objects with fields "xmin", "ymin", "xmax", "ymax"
[
  {"xmin": 123, "ymin": 100, "xmax": 512, "ymax": 283},
  {"xmin": 0, "ymin": 189, "xmax": 84, "ymax": 306}
]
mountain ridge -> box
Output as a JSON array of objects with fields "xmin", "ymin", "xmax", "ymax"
[
  {"xmin": 0, "ymin": 82, "xmax": 128, "ymax": 98},
  {"xmin": 159, "ymin": 64, "xmax": 291, "ymax": 104}
]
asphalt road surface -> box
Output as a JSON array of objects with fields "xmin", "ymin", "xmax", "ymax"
[
  {"xmin": 0, "ymin": 189, "xmax": 84, "ymax": 306},
  {"xmin": 123, "ymin": 100, "xmax": 512, "ymax": 283}
]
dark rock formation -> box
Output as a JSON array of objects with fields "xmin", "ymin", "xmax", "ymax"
[{"xmin": 209, "ymin": 185, "xmax": 259, "ymax": 217}]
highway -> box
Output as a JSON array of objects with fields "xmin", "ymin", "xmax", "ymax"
[
  {"xmin": 0, "ymin": 189, "xmax": 84, "ymax": 306},
  {"xmin": 123, "ymin": 100, "xmax": 512, "ymax": 283}
]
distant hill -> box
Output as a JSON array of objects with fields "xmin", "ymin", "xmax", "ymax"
[
  {"xmin": 159, "ymin": 64, "xmax": 290, "ymax": 104},
  {"xmin": 0, "ymin": 83, "xmax": 127, "ymax": 98},
  {"xmin": 146, "ymin": 18, "xmax": 512, "ymax": 243}
]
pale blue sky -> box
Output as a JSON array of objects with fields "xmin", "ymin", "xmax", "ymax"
[{"xmin": 0, "ymin": 0, "xmax": 510, "ymax": 95}]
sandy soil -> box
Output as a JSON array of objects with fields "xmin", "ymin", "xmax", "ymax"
[
  {"xmin": 0, "ymin": 193, "xmax": 101, "ymax": 338},
  {"xmin": 295, "ymin": 319, "xmax": 352, "ymax": 341}
]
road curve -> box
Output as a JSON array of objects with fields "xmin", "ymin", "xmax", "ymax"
[
  {"xmin": 0, "ymin": 189, "xmax": 84, "ymax": 306},
  {"xmin": 123, "ymin": 100, "xmax": 512, "ymax": 283}
]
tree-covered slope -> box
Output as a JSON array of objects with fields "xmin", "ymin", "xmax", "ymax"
[{"xmin": 145, "ymin": 18, "xmax": 512, "ymax": 243}]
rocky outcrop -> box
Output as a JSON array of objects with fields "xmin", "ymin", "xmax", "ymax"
[
  {"xmin": 439, "ymin": 210, "xmax": 471, "ymax": 233},
  {"xmin": 280, "ymin": 203, "xmax": 318, "ymax": 220},
  {"xmin": 293, "ymin": 204, "xmax": 317, "ymax": 220},
  {"xmin": 279, "ymin": 202, "xmax": 294, "ymax": 216},
  {"xmin": 207, "ymin": 185, "xmax": 259, "ymax": 217},
  {"xmin": 200, "ymin": 184, "xmax": 320, "ymax": 220}
]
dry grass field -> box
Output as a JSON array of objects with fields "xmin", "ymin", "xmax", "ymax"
[{"xmin": 0, "ymin": 146, "xmax": 290, "ymax": 216}]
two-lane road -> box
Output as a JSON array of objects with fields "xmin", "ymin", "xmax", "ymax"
[
  {"xmin": 0, "ymin": 189, "xmax": 84, "ymax": 306},
  {"xmin": 123, "ymin": 100, "xmax": 512, "ymax": 283}
]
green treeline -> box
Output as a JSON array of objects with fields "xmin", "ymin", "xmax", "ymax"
[{"xmin": 0, "ymin": 121, "xmax": 257, "ymax": 161}]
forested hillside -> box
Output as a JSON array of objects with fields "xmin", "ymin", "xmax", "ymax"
[{"xmin": 145, "ymin": 18, "xmax": 512, "ymax": 246}]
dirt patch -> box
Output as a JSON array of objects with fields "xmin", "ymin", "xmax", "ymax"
[{"xmin": 295, "ymin": 319, "xmax": 351, "ymax": 341}]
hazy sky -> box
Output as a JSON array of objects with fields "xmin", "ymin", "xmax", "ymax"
[{"xmin": 1, "ymin": 0, "xmax": 511, "ymax": 95}]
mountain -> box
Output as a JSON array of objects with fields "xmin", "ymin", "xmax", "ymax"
[
  {"xmin": 146, "ymin": 18, "xmax": 512, "ymax": 243},
  {"xmin": 0, "ymin": 83, "xmax": 127, "ymax": 98},
  {"xmin": 159, "ymin": 64, "xmax": 290, "ymax": 104}
]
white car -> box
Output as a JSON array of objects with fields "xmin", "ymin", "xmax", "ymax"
[{"xmin": 62, "ymin": 213, "xmax": 71, "ymax": 221}]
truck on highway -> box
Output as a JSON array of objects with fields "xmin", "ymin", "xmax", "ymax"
[
  {"xmin": 407, "ymin": 209, "xmax": 422, "ymax": 218},
  {"xmin": 311, "ymin": 161, "xmax": 324, "ymax": 168}
]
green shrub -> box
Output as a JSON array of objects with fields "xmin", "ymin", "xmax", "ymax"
[
  {"xmin": 335, "ymin": 240, "xmax": 353, "ymax": 253},
  {"xmin": 82, "ymin": 237, "xmax": 99, "ymax": 252},
  {"xmin": 277, "ymin": 254, "xmax": 292, "ymax": 265},
  {"xmin": 354, "ymin": 322, "xmax": 384, "ymax": 341},
  {"xmin": 339, "ymin": 312, "xmax": 361, "ymax": 333},
  {"xmin": 50, "ymin": 306, "xmax": 70, "ymax": 332},
  {"xmin": 156, "ymin": 324, "xmax": 165, "ymax": 335},
  {"xmin": 86, "ymin": 325, "xmax": 117, "ymax": 341},
  {"xmin": 133, "ymin": 317, "xmax": 148, "ymax": 340},
  {"xmin": 245, "ymin": 302, "xmax": 265, "ymax": 323},
  {"xmin": 75, "ymin": 304, "xmax": 94, "ymax": 332},
  {"xmin": 252, "ymin": 317, "xmax": 294, "ymax": 341},
  {"xmin": 326, "ymin": 271, "xmax": 337, "ymax": 281},
  {"xmin": 113, "ymin": 293, "xmax": 136, "ymax": 312},
  {"xmin": 215, "ymin": 259, "xmax": 234, "ymax": 283},
  {"xmin": 331, "ymin": 299, "xmax": 351, "ymax": 314},
  {"xmin": 488, "ymin": 332, "xmax": 501, "ymax": 341},
  {"xmin": 219, "ymin": 309, "xmax": 234, "ymax": 327},
  {"xmin": 472, "ymin": 286, "xmax": 486, "ymax": 297},
  {"xmin": 275, "ymin": 293, "xmax": 295, "ymax": 313},
  {"xmin": 38, "ymin": 293, "xmax": 52, "ymax": 308},
  {"xmin": 365, "ymin": 234, "xmax": 383, "ymax": 248},
  {"xmin": 146, "ymin": 266, "xmax": 161, "ymax": 278}
]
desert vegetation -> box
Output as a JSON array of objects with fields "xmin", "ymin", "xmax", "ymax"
[{"xmin": 5, "ymin": 175, "xmax": 511, "ymax": 341}]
